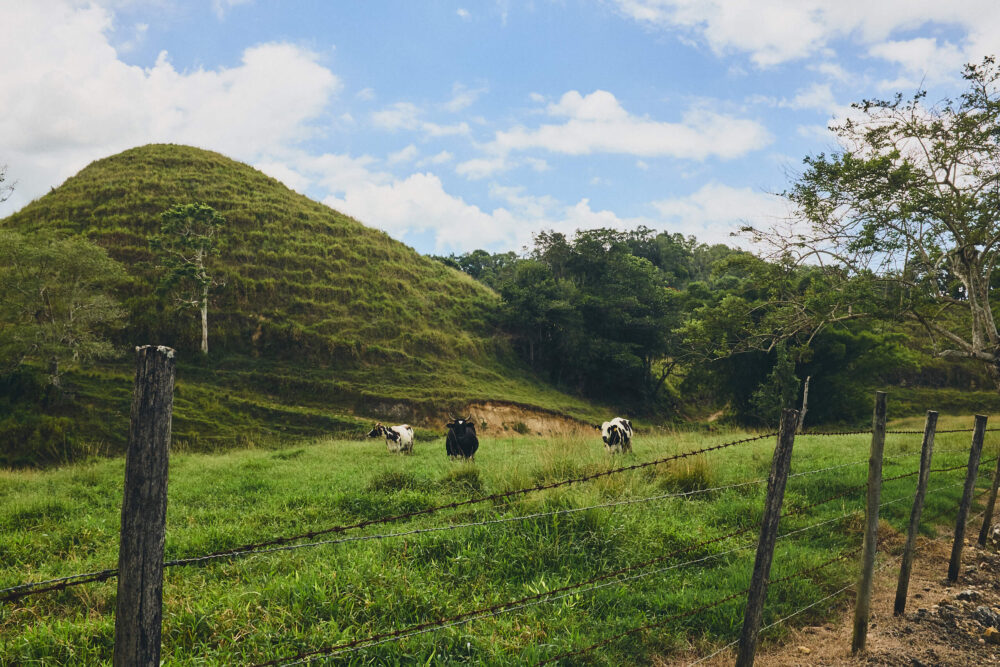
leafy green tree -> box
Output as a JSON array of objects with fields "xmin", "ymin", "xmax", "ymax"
[
  {"xmin": 151, "ymin": 203, "xmax": 226, "ymax": 355},
  {"xmin": 749, "ymin": 342, "xmax": 800, "ymax": 427},
  {"xmin": 0, "ymin": 231, "xmax": 126, "ymax": 387},
  {"xmin": 745, "ymin": 57, "xmax": 1000, "ymax": 386}
]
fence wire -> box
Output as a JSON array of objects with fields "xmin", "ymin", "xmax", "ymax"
[
  {"xmin": 5, "ymin": 447, "xmax": 988, "ymax": 609},
  {"xmin": 254, "ymin": 478, "xmax": 936, "ymax": 667},
  {"xmin": 3, "ymin": 432, "xmax": 777, "ymax": 604},
  {"xmin": 535, "ymin": 546, "xmax": 864, "ymax": 666}
]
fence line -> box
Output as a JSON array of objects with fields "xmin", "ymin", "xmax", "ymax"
[
  {"xmin": 255, "ymin": 478, "xmax": 948, "ymax": 667},
  {"xmin": 0, "ymin": 431, "xmax": 778, "ymax": 604},
  {"xmin": 6, "ymin": 414, "xmax": 997, "ymax": 664},
  {"xmin": 8, "ymin": 451, "xmax": 977, "ymax": 606},
  {"xmin": 536, "ymin": 545, "xmax": 865, "ymax": 666},
  {"xmin": 266, "ymin": 502, "xmax": 893, "ymax": 666}
]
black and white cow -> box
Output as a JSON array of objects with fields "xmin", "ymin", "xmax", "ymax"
[
  {"xmin": 598, "ymin": 417, "xmax": 633, "ymax": 454},
  {"xmin": 445, "ymin": 415, "xmax": 479, "ymax": 460},
  {"xmin": 367, "ymin": 422, "xmax": 414, "ymax": 454}
]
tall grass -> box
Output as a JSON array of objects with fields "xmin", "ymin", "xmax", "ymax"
[{"xmin": 2, "ymin": 418, "xmax": 996, "ymax": 664}]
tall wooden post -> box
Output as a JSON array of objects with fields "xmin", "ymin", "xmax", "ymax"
[
  {"xmin": 114, "ymin": 346, "xmax": 176, "ymax": 667},
  {"xmin": 734, "ymin": 408, "xmax": 799, "ymax": 667},
  {"xmin": 948, "ymin": 415, "xmax": 987, "ymax": 583},
  {"xmin": 977, "ymin": 452, "xmax": 1000, "ymax": 547},
  {"xmin": 852, "ymin": 391, "xmax": 886, "ymax": 654},
  {"xmin": 893, "ymin": 410, "xmax": 937, "ymax": 615}
]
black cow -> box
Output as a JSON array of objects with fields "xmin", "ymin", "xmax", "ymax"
[{"xmin": 445, "ymin": 415, "xmax": 479, "ymax": 460}]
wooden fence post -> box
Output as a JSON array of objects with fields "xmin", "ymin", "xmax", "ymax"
[
  {"xmin": 851, "ymin": 390, "xmax": 887, "ymax": 654},
  {"xmin": 948, "ymin": 415, "xmax": 987, "ymax": 583},
  {"xmin": 977, "ymin": 450, "xmax": 1000, "ymax": 547},
  {"xmin": 734, "ymin": 408, "xmax": 799, "ymax": 667},
  {"xmin": 893, "ymin": 410, "xmax": 937, "ymax": 616},
  {"xmin": 114, "ymin": 346, "xmax": 176, "ymax": 667}
]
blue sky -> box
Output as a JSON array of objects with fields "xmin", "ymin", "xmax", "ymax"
[{"xmin": 3, "ymin": 1, "xmax": 999, "ymax": 254}]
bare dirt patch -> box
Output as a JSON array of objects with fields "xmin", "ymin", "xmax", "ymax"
[
  {"xmin": 677, "ymin": 521, "xmax": 1000, "ymax": 666},
  {"xmin": 465, "ymin": 401, "xmax": 595, "ymax": 438}
]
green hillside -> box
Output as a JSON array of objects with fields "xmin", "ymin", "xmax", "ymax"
[{"xmin": 0, "ymin": 144, "xmax": 600, "ymax": 465}]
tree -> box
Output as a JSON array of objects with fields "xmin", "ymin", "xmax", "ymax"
[
  {"xmin": 745, "ymin": 57, "xmax": 1000, "ymax": 386},
  {"xmin": 748, "ymin": 342, "xmax": 800, "ymax": 427},
  {"xmin": 151, "ymin": 203, "xmax": 226, "ymax": 355},
  {"xmin": 0, "ymin": 231, "xmax": 126, "ymax": 387},
  {"xmin": 0, "ymin": 163, "xmax": 13, "ymax": 204}
]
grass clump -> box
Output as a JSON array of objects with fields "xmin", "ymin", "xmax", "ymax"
[{"xmin": 440, "ymin": 465, "xmax": 483, "ymax": 494}]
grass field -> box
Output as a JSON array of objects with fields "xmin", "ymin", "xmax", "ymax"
[{"xmin": 1, "ymin": 414, "xmax": 997, "ymax": 665}]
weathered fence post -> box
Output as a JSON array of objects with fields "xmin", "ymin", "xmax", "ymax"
[
  {"xmin": 977, "ymin": 448, "xmax": 1000, "ymax": 547},
  {"xmin": 851, "ymin": 390, "xmax": 886, "ymax": 654},
  {"xmin": 114, "ymin": 346, "xmax": 176, "ymax": 667},
  {"xmin": 893, "ymin": 410, "xmax": 937, "ymax": 616},
  {"xmin": 734, "ymin": 408, "xmax": 799, "ymax": 667},
  {"xmin": 948, "ymin": 415, "xmax": 987, "ymax": 582}
]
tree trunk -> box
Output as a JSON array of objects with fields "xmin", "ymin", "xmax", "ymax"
[
  {"xmin": 797, "ymin": 375, "xmax": 810, "ymax": 433},
  {"xmin": 48, "ymin": 356, "xmax": 60, "ymax": 388},
  {"xmin": 200, "ymin": 282, "xmax": 209, "ymax": 355}
]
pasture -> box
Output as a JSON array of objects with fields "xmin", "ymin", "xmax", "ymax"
[{"xmin": 1, "ymin": 416, "xmax": 997, "ymax": 665}]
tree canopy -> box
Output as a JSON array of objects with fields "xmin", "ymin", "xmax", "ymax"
[
  {"xmin": 744, "ymin": 57, "xmax": 1000, "ymax": 386},
  {"xmin": 0, "ymin": 231, "xmax": 126, "ymax": 387}
]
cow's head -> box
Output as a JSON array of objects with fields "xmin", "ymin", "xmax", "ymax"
[
  {"xmin": 366, "ymin": 423, "xmax": 384, "ymax": 438},
  {"xmin": 603, "ymin": 424, "xmax": 622, "ymax": 446},
  {"xmin": 446, "ymin": 415, "xmax": 476, "ymax": 437}
]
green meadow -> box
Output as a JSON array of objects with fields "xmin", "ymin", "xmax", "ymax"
[{"xmin": 2, "ymin": 415, "xmax": 997, "ymax": 665}]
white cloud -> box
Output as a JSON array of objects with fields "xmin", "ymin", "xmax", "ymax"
[
  {"xmin": 785, "ymin": 82, "xmax": 837, "ymax": 112},
  {"xmin": 651, "ymin": 182, "xmax": 791, "ymax": 246},
  {"xmin": 356, "ymin": 87, "xmax": 376, "ymax": 101},
  {"xmin": 610, "ymin": 0, "xmax": 1000, "ymax": 71},
  {"xmin": 212, "ymin": 0, "xmax": 253, "ymax": 20},
  {"xmin": 371, "ymin": 101, "xmax": 471, "ymax": 138},
  {"xmin": 418, "ymin": 150, "xmax": 454, "ymax": 166},
  {"xmin": 489, "ymin": 90, "xmax": 771, "ymax": 159},
  {"xmin": 868, "ymin": 38, "xmax": 967, "ymax": 90},
  {"xmin": 457, "ymin": 8, "xmax": 471, "ymax": 20},
  {"xmin": 387, "ymin": 144, "xmax": 419, "ymax": 165},
  {"xmin": 456, "ymin": 156, "xmax": 511, "ymax": 180},
  {"xmin": 442, "ymin": 82, "xmax": 488, "ymax": 112},
  {"xmin": 0, "ymin": 1, "xmax": 340, "ymax": 214}
]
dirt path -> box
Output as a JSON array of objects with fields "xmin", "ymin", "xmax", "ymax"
[{"xmin": 673, "ymin": 521, "xmax": 1000, "ymax": 666}]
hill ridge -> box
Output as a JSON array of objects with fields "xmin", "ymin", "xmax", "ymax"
[{"xmin": 0, "ymin": 144, "xmax": 600, "ymax": 465}]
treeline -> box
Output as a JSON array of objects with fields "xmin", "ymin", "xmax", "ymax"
[{"xmin": 436, "ymin": 226, "xmax": 992, "ymax": 426}]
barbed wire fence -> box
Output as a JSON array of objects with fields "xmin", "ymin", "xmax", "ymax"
[{"xmin": 3, "ymin": 362, "xmax": 998, "ymax": 666}]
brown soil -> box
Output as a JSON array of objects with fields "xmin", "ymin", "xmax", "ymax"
[
  {"xmin": 464, "ymin": 401, "xmax": 595, "ymax": 437},
  {"xmin": 675, "ymin": 519, "xmax": 1000, "ymax": 666}
]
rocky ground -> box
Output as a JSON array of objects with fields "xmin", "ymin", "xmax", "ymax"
[{"xmin": 683, "ymin": 519, "xmax": 1000, "ymax": 666}]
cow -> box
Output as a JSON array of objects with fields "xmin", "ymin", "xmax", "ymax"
[
  {"xmin": 445, "ymin": 415, "xmax": 479, "ymax": 460},
  {"xmin": 367, "ymin": 422, "xmax": 414, "ymax": 454},
  {"xmin": 597, "ymin": 417, "xmax": 633, "ymax": 454}
]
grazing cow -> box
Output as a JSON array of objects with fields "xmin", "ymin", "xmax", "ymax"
[
  {"xmin": 445, "ymin": 415, "xmax": 479, "ymax": 460},
  {"xmin": 367, "ymin": 422, "xmax": 414, "ymax": 454},
  {"xmin": 598, "ymin": 417, "xmax": 633, "ymax": 454}
]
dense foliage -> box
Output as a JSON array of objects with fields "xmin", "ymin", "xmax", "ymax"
[{"xmin": 439, "ymin": 225, "xmax": 979, "ymax": 426}]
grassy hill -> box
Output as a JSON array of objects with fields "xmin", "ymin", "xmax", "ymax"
[{"xmin": 0, "ymin": 144, "xmax": 601, "ymax": 466}]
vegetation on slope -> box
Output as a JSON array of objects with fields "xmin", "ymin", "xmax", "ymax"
[{"xmin": 0, "ymin": 144, "xmax": 602, "ymax": 466}]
